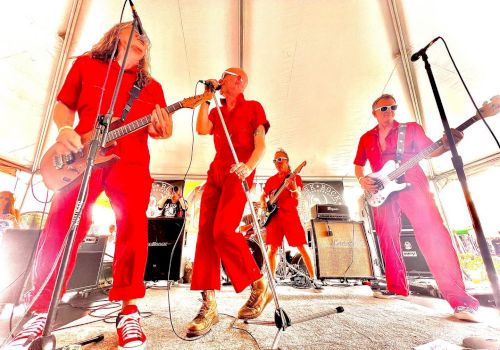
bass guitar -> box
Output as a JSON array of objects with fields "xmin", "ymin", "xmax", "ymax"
[
  {"xmin": 261, "ymin": 161, "xmax": 307, "ymax": 227},
  {"xmin": 40, "ymin": 92, "xmax": 211, "ymax": 192},
  {"xmin": 365, "ymin": 96, "xmax": 500, "ymax": 207}
]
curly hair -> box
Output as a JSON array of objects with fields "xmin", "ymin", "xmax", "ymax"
[{"xmin": 87, "ymin": 21, "xmax": 152, "ymax": 88}]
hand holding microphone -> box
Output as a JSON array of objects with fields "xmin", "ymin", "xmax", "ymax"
[{"xmin": 199, "ymin": 79, "xmax": 221, "ymax": 92}]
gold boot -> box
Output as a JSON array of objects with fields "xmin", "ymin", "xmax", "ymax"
[
  {"xmin": 238, "ymin": 276, "xmax": 273, "ymax": 320},
  {"xmin": 186, "ymin": 290, "xmax": 219, "ymax": 337}
]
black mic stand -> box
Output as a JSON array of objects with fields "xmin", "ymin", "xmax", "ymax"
[
  {"xmin": 210, "ymin": 91, "xmax": 343, "ymax": 350},
  {"xmin": 418, "ymin": 52, "xmax": 500, "ymax": 312},
  {"xmin": 27, "ymin": 19, "xmax": 141, "ymax": 350}
]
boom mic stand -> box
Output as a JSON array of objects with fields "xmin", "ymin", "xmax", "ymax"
[
  {"xmin": 27, "ymin": 19, "xmax": 141, "ymax": 350},
  {"xmin": 210, "ymin": 92, "xmax": 343, "ymax": 350},
  {"xmin": 416, "ymin": 52, "xmax": 500, "ymax": 312}
]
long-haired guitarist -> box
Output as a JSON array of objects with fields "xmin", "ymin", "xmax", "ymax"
[
  {"xmin": 353, "ymin": 94, "xmax": 480, "ymax": 322},
  {"xmin": 260, "ymin": 148, "xmax": 321, "ymax": 289},
  {"xmin": 6, "ymin": 22, "xmax": 171, "ymax": 350}
]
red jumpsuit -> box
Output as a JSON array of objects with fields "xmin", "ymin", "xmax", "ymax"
[
  {"xmin": 190, "ymin": 94, "xmax": 270, "ymax": 293},
  {"xmin": 264, "ymin": 174, "xmax": 307, "ymax": 246},
  {"xmin": 31, "ymin": 55, "xmax": 166, "ymax": 312},
  {"xmin": 354, "ymin": 121, "xmax": 478, "ymax": 309}
]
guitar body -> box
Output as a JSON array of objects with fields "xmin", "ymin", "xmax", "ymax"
[
  {"xmin": 365, "ymin": 160, "xmax": 408, "ymax": 207},
  {"xmin": 261, "ymin": 201, "xmax": 278, "ymax": 227},
  {"xmin": 40, "ymin": 131, "xmax": 119, "ymax": 192}
]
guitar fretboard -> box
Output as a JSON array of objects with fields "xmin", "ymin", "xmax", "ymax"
[
  {"xmin": 388, "ymin": 115, "xmax": 480, "ymax": 181},
  {"xmin": 106, "ymin": 102, "xmax": 184, "ymax": 142}
]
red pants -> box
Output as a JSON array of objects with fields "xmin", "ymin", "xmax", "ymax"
[
  {"xmin": 31, "ymin": 164, "xmax": 152, "ymax": 312},
  {"xmin": 266, "ymin": 209, "xmax": 307, "ymax": 247},
  {"xmin": 373, "ymin": 180, "xmax": 479, "ymax": 309},
  {"xmin": 190, "ymin": 167, "xmax": 261, "ymax": 293}
]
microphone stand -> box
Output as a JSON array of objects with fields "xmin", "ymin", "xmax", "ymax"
[
  {"xmin": 210, "ymin": 92, "xmax": 343, "ymax": 350},
  {"xmin": 28, "ymin": 19, "xmax": 141, "ymax": 350},
  {"xmin": 418, "ymin": 52, "xmax": 500, "ymax": 312}
]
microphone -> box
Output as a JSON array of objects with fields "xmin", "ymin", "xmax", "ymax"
[
  {"xmin": 128, "ymin": 0, "xmax": 144, "ymax": 36},
  {"xmin": 410, "ymin": 37, "xmax": 440, "ymax": 62},
  {"xmin": 199, "ymin": 80, "xmax": 221, "ymax": 91}
]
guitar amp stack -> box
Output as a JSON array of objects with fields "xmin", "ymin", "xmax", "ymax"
[{"xmin": 311, "ymin": 204, "xmax": 350, "ymax": 221}]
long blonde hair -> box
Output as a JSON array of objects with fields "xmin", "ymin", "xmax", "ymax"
[{"xmin": 88, "ymin": 21, "xmax": 152, "ymax": 88}]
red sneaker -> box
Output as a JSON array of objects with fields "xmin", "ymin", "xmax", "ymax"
[
  {"xmin": 116, "ymin": 305, "xmax": 147, "ymax": 350},
  {"xmin": 4, "ymin": 313, "xmax": 47, "ymax": 349}
]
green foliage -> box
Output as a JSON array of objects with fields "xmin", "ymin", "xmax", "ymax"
[{"xmin": 458, "ymin": 253, "xmax": 500, "ymax": 282}]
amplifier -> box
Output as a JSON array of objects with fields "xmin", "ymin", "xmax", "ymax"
[{"xmin": 311, "ymin": 204, "xmax": 350, "ymax": 221}]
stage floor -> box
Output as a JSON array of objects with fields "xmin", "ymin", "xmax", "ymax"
[{"xmin": 1, "ymin": 282, "xmax": 499, "ymax": 349}]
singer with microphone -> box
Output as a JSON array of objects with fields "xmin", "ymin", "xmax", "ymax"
[
  {"xmin": 186, "ymin": 68, "xmax": 271, "ymax": 337},
  {"xmin": 353, "ymin": 94, "xmax": 481, "ymax": 322},
  {"xmin": 5, "ymin": 22, "xmax": 172, "ymax": 350}
]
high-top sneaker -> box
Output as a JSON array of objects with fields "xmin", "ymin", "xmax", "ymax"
[
  {"xmin": 4, "ymin": 313, "xmax": 47, "ymax": 350},
  {"xmin": 238, "ymin": 276, "xmax": 273, "ymax": 319},
  {"xmin": 186, "ymin": 290, "xmax": 219, "ymax": 337},
  {"xmin": 116, "ymin": 305, "xmax": 146, "ymax": 350}
]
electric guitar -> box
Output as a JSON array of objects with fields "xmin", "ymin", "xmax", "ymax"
[
  {"xmin": 365, "ymin": 96, "xmax": 500, "ymax": 207},
  {"xmin": 40, "ymin": 92, "xmax": 211, "ymax": 192},
  {"xmin": 261, "ymin": 161, "xmax": 307, "ymax": 227}
]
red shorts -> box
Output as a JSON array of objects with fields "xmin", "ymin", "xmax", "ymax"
[{"xmin": 265, "ymin": 209, "xmax": 307, "ymax": 247}]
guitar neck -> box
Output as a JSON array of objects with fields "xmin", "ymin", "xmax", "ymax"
[
  {"xmin": 106, "ymin": 102, "xmax": 184, "ymax": 142},
  {"xmin": 388, "ymin": 115, "xmax": 480, "ymax": 181},
  {"xmin": 270, "ymin": 173, "xmax": 296, "ymax": 204}
]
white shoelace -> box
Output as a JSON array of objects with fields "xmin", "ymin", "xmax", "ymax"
[
  {"xmin": 10, "ymin": 314, "xmax": 47, "ymax": 345},
  {"xmin": 117, "ymin": 313, "xmax": 143, "ymax": 342}
]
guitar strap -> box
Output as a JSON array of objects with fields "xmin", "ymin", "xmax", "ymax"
[
  {"xmin": 395, "ymin": 123, "xmax": 407, "ymax": 165},
  {"xmin": 120, "ymin": 79, "xmax": 143, "ymax": 122}
]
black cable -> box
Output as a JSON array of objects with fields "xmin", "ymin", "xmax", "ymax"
[
  {"xmin": 436, "ymin": 37, "xmax": 499, "ymax": 149},
  {"xmin": 219, "ymin": 312, "xmax": 262, "ymax": 350}
]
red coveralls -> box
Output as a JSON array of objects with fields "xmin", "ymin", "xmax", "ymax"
[
  {"xmin": 31, "ymin": 55, "xmax": 166, "ymax": 312},
  {"xmin": 190, "ymin": 94, "xmax": 270, "ymax": 293},
  {"xmin": 354, "ymin": 121, "xmax": 478, "ymax": 309},
  {"xmin": 264, "ymin": 174, "xmax": 307, "ymax": 246}
]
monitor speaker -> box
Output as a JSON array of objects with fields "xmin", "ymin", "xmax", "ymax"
[
  {"xmin": 145, "ymin": 217, "xmax": 185, "ymax": 281},
  {"xmin": 67, "ymin": 236, "xmax": 107, "ymax": 292},
  {"xmin": 310, "ymin": 220, "xmax": 374, "ymax": 279},
  {"xmin": 400, "ymin": 232, "xmax": 432, "ymax": 277},
  {"xmin": 0, "ymin": 229, "xmax": 41, "ymax": 304}
]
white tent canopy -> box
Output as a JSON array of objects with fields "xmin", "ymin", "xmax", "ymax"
[{"xmin": 1, "ymin": 0, "xmax": 499, "ymax": 181}]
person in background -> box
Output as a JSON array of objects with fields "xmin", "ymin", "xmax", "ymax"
[
  {"xmin": 0, "ymin": 191, "xmax": 20, "ymax": 235},
  {"xmin": 354, "ymin": 93, "xmax": 480, "ymax": 322},
  {"xmin": 260, "ymin": 148, "xmax": 322, "ymax": 289},
  {"xmin": 186, "ymin": 67, "xmax": 270, "ymax": 337},
  {"xmin": 5, "ymin": 21, "xmax": 172, "ymax": 350},
  {"xmin": 157, "ymin": 185, "xmax": 187, "ymax": 218}
]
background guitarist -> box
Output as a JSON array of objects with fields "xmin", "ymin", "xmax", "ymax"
[
  {"xmin": 353, "ymin": 94, "xmax": 480, "ymax": 322},
  {"xmin": 260, "ymin": 148, "xmax": 322, "ymax": 289},
  {"xmin": 6, "ymin": 22, "xmax": 171, "ymax": 350}
]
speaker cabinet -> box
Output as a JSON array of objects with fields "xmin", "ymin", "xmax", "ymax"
[
  {"xmin": 145, "ymin": 217, "xmax": 185, "ymax": 281},
  {"xmin": 0, "ymin": 229, "xmax": 41, "ymax": 304},
  {"xmin": 310, "ymin": 220, "xmax": 374, "ymax": 279},
  {"xmin": 400, "ymin": 232, "xmax": 432, "ymax": 277},
  {"xmin": 67, "ymin": 236, "xmax": 107, "ymax": 292}
]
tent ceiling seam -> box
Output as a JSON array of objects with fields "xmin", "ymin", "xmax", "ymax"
[{"xmin": 32, "ymin": 0, "xmax": 84, "ymax": 172}]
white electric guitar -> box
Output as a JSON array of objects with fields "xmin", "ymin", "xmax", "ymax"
[{"xmin": 365, "ymin": 96, "xmax": 500, "ymax": 207}]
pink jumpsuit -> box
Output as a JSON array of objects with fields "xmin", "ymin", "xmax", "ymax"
[
  {"xmin": 31, "ymin": 55, "xmax": 166, "ymax": 312},
  {"xmin": 190, "ymin": 94, "xmax": 270, "ymax": 293},
  {"xmin": 354, "ymin": 121, "xmax": 478, "ymax": 309}
]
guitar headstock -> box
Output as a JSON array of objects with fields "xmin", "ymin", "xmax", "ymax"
[
  {"xmin": 294, "ymin": 161, "xmax": 307, "ymax": 174},
  {"xmin": 180, "ymin": 91, "xmax": 213, "ymax": 109},
  {"xmin": 478, "ymin": 95, "xmax": 500, "ymax": 118}
]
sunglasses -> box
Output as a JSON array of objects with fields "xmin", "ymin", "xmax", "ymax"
[
  {"xmin": 273, "ymin": 157, "xmax": 288, "ymax": 163},
  {"xmin": 221, "ymin": 70, "xmax": 240, "ymax": 80},
  {"xmin": 374, "ymin": 105, "xmax": 398, "ymax": 112}
]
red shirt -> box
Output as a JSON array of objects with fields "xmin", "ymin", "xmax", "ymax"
[
  {"xmin": 57, "ymin": 55, "xmax": 166, "ymax": 166},
  {"xmin": 208, "ymin": 94, "xmax": 270, "ymax": 168},
  {"xmin": 353, "ymin": 121, "xmax": 433, "ymax": 184},
  {"xmin": 264, "ymin": 173, "xmax": 303, "ymax": 211}
]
